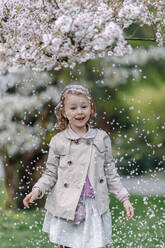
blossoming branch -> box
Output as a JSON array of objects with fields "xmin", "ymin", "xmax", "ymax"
[{"xmin": 0, "ymin": 0, "xmax": 164, "ymax": 72}]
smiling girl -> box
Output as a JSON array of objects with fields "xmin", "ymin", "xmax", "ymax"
[{"xmin": 23, "ymin": 84, "xmax": 134, "ymax": 248}]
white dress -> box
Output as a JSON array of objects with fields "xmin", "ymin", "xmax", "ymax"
[{"xmin": 42, "ymin": 196, "xmax": 112, "ymax": 248}]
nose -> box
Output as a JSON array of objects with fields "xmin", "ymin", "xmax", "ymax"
[{"xmin": 77, "ymin": 107, "xmax": 83, "ymax": 114}]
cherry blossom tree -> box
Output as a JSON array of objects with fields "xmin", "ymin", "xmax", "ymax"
[
  {"xmin": 0, "ymin": 71, "xmax": 60, "ymax": 208},
  {"xmin": 0, "ymin": 0, "xmax": 164, "ymax": 73}
]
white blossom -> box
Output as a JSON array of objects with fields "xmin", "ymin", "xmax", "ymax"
[
  {"xmin": 0, "ymin": 72, "xmax": 59, "ymax": 156},
  {"xmin": 103, "ymin": 46, "xmax": 165, "ymax": 86},
  {"xmin": 0, "ymin": 70, "xmax": 51, "ymax": 93},
  {"xmin": 0, "ymin": 0, "xmax": 164, "ymax": 72}
]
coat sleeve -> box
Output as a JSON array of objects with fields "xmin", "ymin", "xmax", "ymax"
[
  {"xmin": 32, "ymin": 136, "xmax": 60, "ymax": 199},
  {"xmin": 103, "ymin": 132, "xmax": 129, "ymax": 201}
]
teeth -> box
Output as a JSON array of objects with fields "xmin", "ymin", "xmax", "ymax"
[{"xmin": 75, "ymin": 117, "xmax": 84, "ymax": 120}]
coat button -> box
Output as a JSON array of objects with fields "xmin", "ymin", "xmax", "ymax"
[
  {"xmin": 64, "ymin": 183, "xmax": 68, "ymax": 188},
  {"xmin": 99, "ymin": 179, "xmax": 104, "ymax": 184},
  {"xmin": 86, "ymin": 140, "xmax": 90, "ymax": 145},
  {"xmin": 74, "ymin": 139, "xmax": 79, "ymax": 144},
  {"xmin": 67, "ymin": 160, "xmax": 72, "ymax": 166}
]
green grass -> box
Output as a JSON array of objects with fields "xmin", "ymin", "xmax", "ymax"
[
  {"xmin": 110, "ymin": 195, "xmax": 165, "ymax": 248},
  {"xmin": 0, "ymin": 180, "xmax": 164, "ymax": 248}
]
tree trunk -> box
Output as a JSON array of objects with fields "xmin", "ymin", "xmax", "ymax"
[{"xmin": 3, "ymin": 149, "xmax": 46, "ymax": 210}]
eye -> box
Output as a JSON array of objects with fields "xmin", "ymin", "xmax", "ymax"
[
  {"xmin": 82, "ymin": 105, "xmax": 87, "ymax": 109},
  {"xmin": 70, "ymin": 107, "xmax": 76, "ymax": 110}
]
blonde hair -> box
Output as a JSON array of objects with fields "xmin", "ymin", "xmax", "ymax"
[{"xmin": 55, "ymin": 85, "xmax": 96, "ymax": 131}]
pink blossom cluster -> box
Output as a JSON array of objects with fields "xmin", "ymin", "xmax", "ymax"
[{"xmin": 0, "ymin": 0, "xmax": 164, "ymax": 72}]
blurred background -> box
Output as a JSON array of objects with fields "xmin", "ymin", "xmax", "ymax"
[{"xmin": 0, "ymin": 25, "xmax": 165, "ymax": 247}]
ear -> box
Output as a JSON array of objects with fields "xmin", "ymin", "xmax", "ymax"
[{"xmin": 62, "ymin": 109, "xmax": 66, "ymax": 118}]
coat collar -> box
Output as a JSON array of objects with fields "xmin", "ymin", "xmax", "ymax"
[{"xmin": 64, "ymin": 124, "xmax": 97, "ymax": 140}]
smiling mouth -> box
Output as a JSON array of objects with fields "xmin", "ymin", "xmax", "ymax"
[{"xmin": 75, "ymin": 117, "xmax": 85, "ymax": 120}]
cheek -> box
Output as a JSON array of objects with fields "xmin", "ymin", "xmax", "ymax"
[{"xmin": 64, "ymin": 110, "xmax": 73, "ymax": 120}]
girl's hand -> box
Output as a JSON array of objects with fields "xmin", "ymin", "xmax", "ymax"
[
  {"xmin": 23, "ymin": 188, "xmax": 41, "ymax": 208},
  {"xmin": 123, "ymin": 199, "xmax": 134, "ymax": 219}
]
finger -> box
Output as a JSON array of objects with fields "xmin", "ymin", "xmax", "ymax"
[
  {"xmin": 126, "ymin": 210, "xmax": 130, "ymax": 219},
  {"xmin": 30, "ymin": 195, "xmax": 35, "ymax": 203},
  {"xmin": 23, "ymin": 198, "xmax": 30, "ymax": 208},
  {"xmin": 29, "ymin": 192, "xmax": 38, "ymax": 203},
  {"xmin": 24, "ymin": 197, "xmax": 31, "ymax": 208},
  {"xmin": 126, "ymin": 213, "xmax": 131, "ymax": 219},
  {"xmin": 125, "ymin": 206, "xmax": 130, "ymax": 219},
  {"xmin": 23, "ymin": 194, "xmax": 32, "ymax": 208},
  {"xmin": 126, "ymin": 206, "xmax": 134, "ymax": 219},
  {"xmin": 130, "ymin": 207, "xmax": 134, "ymax": 218}
]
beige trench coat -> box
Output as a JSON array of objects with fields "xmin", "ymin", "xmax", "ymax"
[{"xmin": 33, "ymin": 125, "xmax": 129, "ymax": 221}]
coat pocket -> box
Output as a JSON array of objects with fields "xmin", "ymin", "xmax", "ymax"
[
  {"xmin": 93, "ymin": 139, "xmax": 105, "ymax": 153},
  {"xmin": 59, "ymin": 154, "xmax": 74, "ymax": 168}
]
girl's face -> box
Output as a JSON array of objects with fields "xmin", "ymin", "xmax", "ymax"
[{"xmin": 62, "ymin": 93, "xmax": 91, "ymax": 134}]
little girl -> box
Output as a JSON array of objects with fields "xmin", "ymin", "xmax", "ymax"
[{"xmin": 23, "ymin": 84, "xmax": 134, "ymax": 248}]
